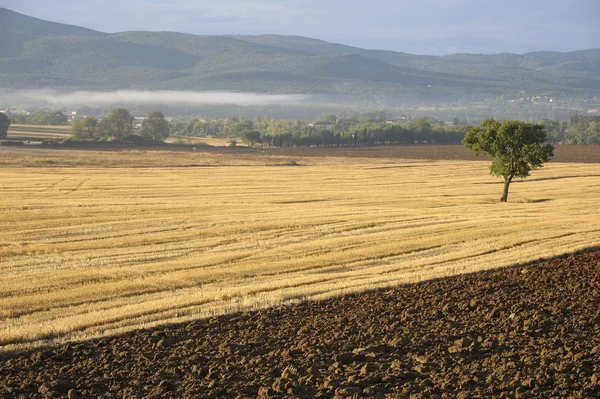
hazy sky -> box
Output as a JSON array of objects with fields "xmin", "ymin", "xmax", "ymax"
[{"xmin": 3, "ymin": 0, "xmax": 600, "ymax": 54}]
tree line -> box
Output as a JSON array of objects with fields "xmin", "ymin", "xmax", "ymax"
[
  {"xmin": 70, "ymin": 109, "xmax": 169, "ymax": 142},
  {"xmin": 539, "ymin": 114, "xmax": 600, "ymax": 144},
  {"xmin": 6, "ymin": 110, "xmax": 69, "ymax": 126},
  {"xmin": 170, "ymin": 113, "xmax": 600, "ymax": 146},
  {"xmin": 4, "ymin": 108, "xmax": 600, "ymax": 146},
  {"xmin": 170, "ymin": 115, "xmax": 473, "ymax": 147}
]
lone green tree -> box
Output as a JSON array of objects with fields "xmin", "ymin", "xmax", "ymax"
[
  {"xmin": 99, "ymin": 108, "xmax": 134, "ymax": 140},
  {"xmin": 0, "ymin": 112, "xmax": 10, "ymax": 139},
  {"xmin": 463, "ymin": 119, "xmax": 554, "ymax": 202},
  {"xmin": 141, "ymin": 111, "xmax": 169, "ymax": 142}
]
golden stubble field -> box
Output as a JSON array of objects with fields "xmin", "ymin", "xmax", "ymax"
[{"xmin": 1, "ymin": 149, "xmax": 599, "ymax": 352}]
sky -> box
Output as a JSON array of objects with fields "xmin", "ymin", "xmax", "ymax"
[{"xmin": 3, "ymin": 0, "xmax": 600, "ymax": 55}]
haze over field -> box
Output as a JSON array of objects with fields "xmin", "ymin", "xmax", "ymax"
[{"xmin": 7, "ymin": 90, "xmax": 311, "ymax": 107}]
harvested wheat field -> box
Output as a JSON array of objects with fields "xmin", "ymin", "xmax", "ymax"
[{"xmin": 1, "ymin": 148, "xmax": 599, "ymax": 353}]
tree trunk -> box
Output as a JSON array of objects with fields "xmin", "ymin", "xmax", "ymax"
[{"xmin": 500, "ymin": 176, "xmax": 512, "ymax": 202}]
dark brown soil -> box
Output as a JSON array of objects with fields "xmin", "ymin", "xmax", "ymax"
[
  {"xmin": 5, "ymin": 144, "xmax": 600, "ymax": 164},
  {"xmin": 1, "ymin": 251, "xmax": 599, "ymax": 399}
]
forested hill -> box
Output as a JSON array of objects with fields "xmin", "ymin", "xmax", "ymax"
[{"xmin": 1, "ymin": 7, "xmax": 600, "ymax": 100}]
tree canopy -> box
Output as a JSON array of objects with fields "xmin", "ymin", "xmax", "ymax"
[
  {"xmin": 463, "ymin": 119, "xmax": 554, "ymax": 202},
  {"xmin": 6, "ymin": 110, "xmax": 68, "ymax": 126},
  {"xmin": 141, "ymin": 111, "xmax": 169, "ymax": 142},
  {"xmin": 71, "ymin": 116, "xmax": 99, "ymax": 140},
  {"xmin": 0, "ymin": 112, "xmax": 10, "ymax": 139},
  {"xmin": 99, "ymin": 108, "xmax": 134, "ymax": 140},
  {"xmin": 241, "ymin": 130, "xmax": 262, "ymax": 146}
]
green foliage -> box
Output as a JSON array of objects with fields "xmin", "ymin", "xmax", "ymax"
[
  {"xmin": 463, "ymin": 119, "xmax": 554, "ymax": 202},
  {"xmin": 71, "ymin": 116, "xmax": 99, "ymax": 139},
  {"xmin": 170, "ymin": 115, "xmax": 470, "ymax": 147},
  {"xmin": 99, "ymin": 108, "xmax": 134, "ymax": 140},
  {"xmin": 241, "ymin": 130, "xmax": 262, "ymax": 146},
  {"xmin": 0, "ymin": 112, "xmax": 10, "ymax": 139},
  {"xmin": 7, "ymin": 110, "xmax": 68, "ymax": 126},
  {"xmin": 567, "ymin": 114, "xmax": 600, "ymax": 144},
  {"xmin": 141, "ymin": 111, "xmax": 169, "ymax": 142},
  {"xmin": 34, "ymin": 111, "xmax": 68, "ymax": 125},
  {"xmin": 539, "ymin": 115, "xmax": 600, "ymax": 144}
]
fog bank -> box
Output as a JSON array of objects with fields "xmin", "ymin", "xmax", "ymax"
[{"xmin": 8, "ymin": 90, "xmax": 311, "ymax": 107}]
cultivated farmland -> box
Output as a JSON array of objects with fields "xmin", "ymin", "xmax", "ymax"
[
  {"xmin": 3, "ymin": 251, "xmax": 599, "ymax": 398},
  {"xmin": 1, "ymin": 149, "xmax": 599, "ymax": 352},
  {"xmin": 6, "ymin": 124, "xmax": 72, "ymax": 142}
]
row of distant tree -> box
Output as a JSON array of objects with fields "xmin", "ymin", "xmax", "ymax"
[
  {"xmin": 5, "ymin": 110, "xmax": 69, "ymax": 126},
  {"xmin": 3, "ymin": 108, "xmax": 600, "ymax": 146},
  {"xmin": 169, "ymin": 114, "xmax": 600, "ymax": 146},
  {"xmin": 539, "ymin": 114, "xmax": 600, "ymax": 145},
  {"xmin": 71, "ymin": 109, "xmax": 169, "ymax": 142},
  {"xmin": 170, "ymin": 115, "xmax": 473, "ymax": 147}
]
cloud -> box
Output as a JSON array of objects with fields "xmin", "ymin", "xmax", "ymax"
[{"xmin": 12, "ymin": 90, "xmax": 311, "ymax": 107}]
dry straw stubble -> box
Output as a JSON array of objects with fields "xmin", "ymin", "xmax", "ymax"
[{"xmin": 1, "ymin": 154, "xmax": 599, "ymax": 351}]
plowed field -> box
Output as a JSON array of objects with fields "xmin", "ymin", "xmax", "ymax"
[{"xmin": 270, "ymin": 144, "xmax": 600, "ymax": 163}]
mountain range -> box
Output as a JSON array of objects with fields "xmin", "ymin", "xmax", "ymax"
[{"xmin": 1, "ymin": 7, "xmax": 600, "ymax": 101}]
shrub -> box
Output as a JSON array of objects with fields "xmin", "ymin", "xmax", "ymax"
[
  {"xmin": 62, "ymin": 138, "xmax": 105, "ymax": 145},
  {"xmin": 124, "ymin": 134, "xmax": 147, "ymax": 144},
  {"xmin": 41, "ymin": 138, "xmax": 63, "ymax": 146}
]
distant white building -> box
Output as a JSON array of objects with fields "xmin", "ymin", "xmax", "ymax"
[
  {"xmin": 133, "ymin": 117, "xmax": 146, "ymax": 130},
  {"xmin": 385, "ymin": 116, "xmax": 410, "ymax": 124}
]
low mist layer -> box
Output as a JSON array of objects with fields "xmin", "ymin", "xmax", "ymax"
[{"xmin": 7, "ymin": 90, "xmax": 311, "ymax": 107}]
